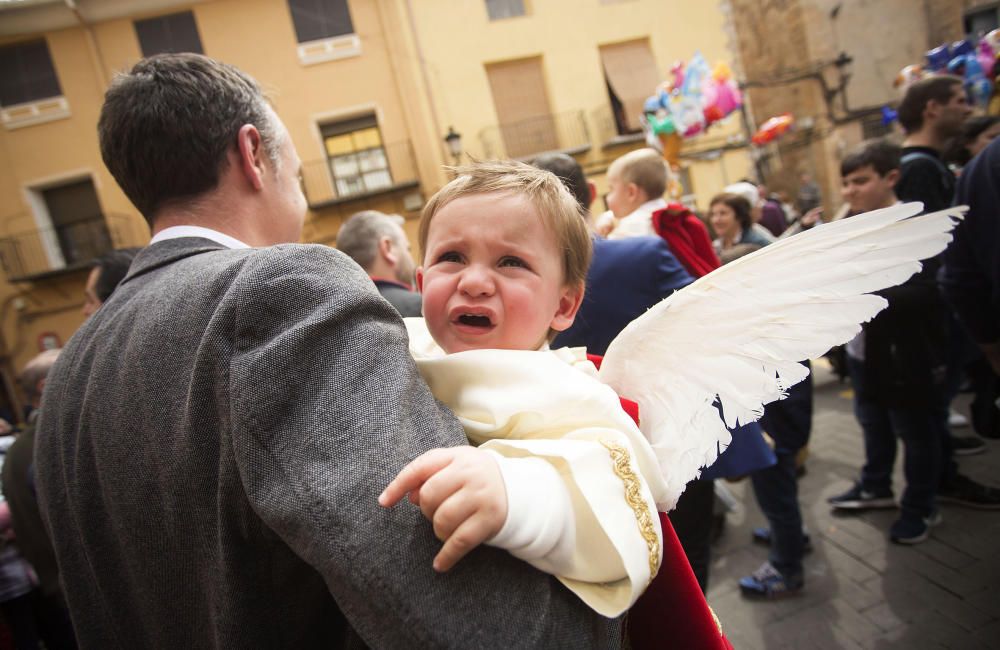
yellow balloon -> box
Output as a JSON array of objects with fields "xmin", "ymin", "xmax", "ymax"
[{"xmin": 712, "ymin": 61, "xmax": 732, "ymax": 82}]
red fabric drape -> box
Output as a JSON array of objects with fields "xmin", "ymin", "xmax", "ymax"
[{"xmin": 651, "ymin": 203, "xmax": 721, "ymax": 278}]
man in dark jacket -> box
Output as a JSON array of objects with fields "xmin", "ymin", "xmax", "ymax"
[
  {"xmin": 943, "ymin": 137, "xmax": 1000, "ymax": 439},
  {"xmin": 895, "ymin": 75, "xmax": 1000, "ymax": 504},
  {"xmin": 337, "ymin": 210, "xmax": 422, "ymax": 317}
]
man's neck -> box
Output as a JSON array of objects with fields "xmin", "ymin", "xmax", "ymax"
[
  {"xmin": 903, "ymin": 128, "xmax": 942, "ymax": 152},
  {"xmin": 152, "ymin": 193, "xmax": 272, "ymax": 247},
  {"xmin": 152, "ymin": 215, "xmax": 247, "ymax": 242}
]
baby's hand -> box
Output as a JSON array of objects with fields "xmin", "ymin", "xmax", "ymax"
[{"xmin": 379, "ymin": 447, "xmax": 508, "ymax": 572}]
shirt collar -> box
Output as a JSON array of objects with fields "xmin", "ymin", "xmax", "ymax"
[
  {"xmin": 149, "ymin": 226, "xmax": 251, "ymax": 250},
  {"xmin": 370, "ymin": 276, "xmax": 414, "ymax": 292},
  {"xmin": 639, "ymin": 198, "xmax": 669, "ymax": 213}
]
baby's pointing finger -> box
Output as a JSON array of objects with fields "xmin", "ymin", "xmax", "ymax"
[{"xmin": 378, "ymin": 448, "xmax": 455, "ymax": 507}]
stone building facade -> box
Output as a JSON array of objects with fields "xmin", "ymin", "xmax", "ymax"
[{"xmin": 723, "ymin": 0, "xmax": 999, "ymax": 210}]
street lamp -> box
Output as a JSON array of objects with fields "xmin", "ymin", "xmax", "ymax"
[{"xmin": 444, "ymin": 126, "xmax": 462, "ymax": 166}]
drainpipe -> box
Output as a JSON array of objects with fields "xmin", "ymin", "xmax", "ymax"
[
  {"xmin": 403, "ymin": 0, "xmax": 447, "ymax": 172},
  {"xmin": 66, "ymin": 0, "xmax": 109, "ymax": 90}
]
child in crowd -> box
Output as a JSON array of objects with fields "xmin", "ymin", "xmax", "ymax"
[
  {"xmin": 828, "ymin": 139, "xmax": 949, "ymax": 545},
  {"xmin": 379, "ymin": 161, "xmax": 731, "ymax": 647},
  {"xmin": 601, "ymin": 148, "xmax": 671, "ymax": 239},
  {"xmin": 601, "ymin": 148, "xmax": 720, "ymax": 277}
]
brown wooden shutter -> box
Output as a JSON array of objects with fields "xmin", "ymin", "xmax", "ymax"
[
  {"xmin": 600, "ymin": 40, "xmax": 660, "ymax": 132},
  {"xmin": 486, "ymin": 57, "xmax": 558, "ymax": 157}
]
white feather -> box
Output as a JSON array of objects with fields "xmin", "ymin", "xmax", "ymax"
[{"xmin": 598, "ymin": 202, "xmax": 966, "ymax": 510}]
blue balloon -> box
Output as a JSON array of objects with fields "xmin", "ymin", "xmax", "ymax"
[
  {"xmin": 970, "ymin": 77, "xmax": 994, "ymax": 108},
  {"xmin": 880, "ymin": 106, "xmax": 898, "ymax": 126},
  {"xmin": 963, "ymin": 56, "xmax": 984, "ymax": 80},
  {"xmin": 951, "ymin": 39, "xmax": 974, "ymax": 58},
  {"xmin": 644, "ymin": 96, "xmax": 660, "ymax": 114},
  {"xmin": 926, "ymin": 45, "xmax": 951, "ymax": 71},
  {"xmin": 947, "ymin": 55, "xmax": 968, "ymax": 75}
]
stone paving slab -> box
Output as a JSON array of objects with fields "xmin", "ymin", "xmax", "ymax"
[{"xmin": 707, "ymin": 360, "xmax": 1000, "ymax": 649}]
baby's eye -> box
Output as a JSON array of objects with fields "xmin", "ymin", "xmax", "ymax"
[
  {"xmin": 499, "ymin": 256, "xmax": 528, "ymax": 269},
  {"xmin": 437, "ymin": 251, "xmax": 463, "ymax": 264}
]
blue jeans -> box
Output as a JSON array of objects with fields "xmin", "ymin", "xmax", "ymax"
[
  {"xmin": 750, "ymin": 366, "xmax": 812, "ymax": 578},
  {"xmin": 848, "ymin": 357, "xmax": 941, "ymax": 519},
  {"xmin": 750, "ymin": 451, "xmax": 803, "ymax": 578}
]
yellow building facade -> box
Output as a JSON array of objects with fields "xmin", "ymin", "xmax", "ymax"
[
  {"xmin": 0, "ymin": 0, "xmax": 753, "ymax": 418},
  {"xmin": 406, "ymin": 0, "xmax": 754, "ymax": 206}
]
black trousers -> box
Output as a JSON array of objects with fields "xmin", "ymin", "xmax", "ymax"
[{"xmin": 667, "ymin": 478, "xmax": 715, "ymax": 593}]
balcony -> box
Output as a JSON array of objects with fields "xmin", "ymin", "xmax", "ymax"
[
  {"xmin": 590, "ymin": 104, "xmax": 645, "ymax": 149},
  {"xmin": 0, "ymin": 213, "xmax": 148, "ymax": 282},
  {"xmin": 301, "ymin": 139, "xmax": 421, "ymax": 210},
  {"xmin": 478, "ymin": 110, "xmax": 591, "ymax": 160}
]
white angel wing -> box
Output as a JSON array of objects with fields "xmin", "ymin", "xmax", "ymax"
[{"xmin": 598, "ymin": 202, "xmax": 965, "ymax": 509}]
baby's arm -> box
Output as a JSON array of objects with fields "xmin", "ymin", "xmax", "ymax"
[
  {"xmin": 378, "ymin": 446, "xmax": 506, "ymax": 572},
  {"xmin": 379, "ymin": 447, "xmax": 576, "ymax": 573}
]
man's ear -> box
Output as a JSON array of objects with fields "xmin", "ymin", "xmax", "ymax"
[
  {"xmin": 378, "ymin": 236, "xmax": 397, "ymax": 266},
  {"xmin": 415, "ymin": 267, "xmax": 424, "ymax": 293},
  {"xmin": 236, "ymin": 124, "xmax": 267, "ymax": 191},
  {"xmin": 550, "ymin": 282, "xmax": 585, "ymax": 332},
  {"xmin": 885, "ymin": 168, "xmax": 901, "ymax": 187},
  {"xmin": 587, "ymin": 181, "xmax": 597, "ymax": 208},
  {"xmin": 924, "ymin": 99, "xmax": 941, "ymax": 121}
]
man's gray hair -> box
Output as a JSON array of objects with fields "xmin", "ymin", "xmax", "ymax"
[
  {"xmin": 337, "ymin": 210, "xmax": 406, "ymax": 271},
  {"xmin": 19, "ymin": 348, "xmax": 61, "ymax": 404}
]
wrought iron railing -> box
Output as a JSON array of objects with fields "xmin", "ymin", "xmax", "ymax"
[
  {"xmin": 590, "ymin": 104, "xmax": 645, "ymax": 147},
  {"xmin": 478, "ymin": 110, "xmax": 591, "ymax": 160},
  {"xmin": 0, "ymin": 212, "xmax": 149, "ymax": 281},
  {"xmin": 301, "ymin": 139, "xmax": 420, "ymax": 208}
]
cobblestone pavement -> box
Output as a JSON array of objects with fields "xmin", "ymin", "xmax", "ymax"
[{"xmin": 707, "ymin": 360, "xmax": 1000, "ymax": 650}]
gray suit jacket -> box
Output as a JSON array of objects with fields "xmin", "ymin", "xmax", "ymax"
[{"xmin": 35, "ymin": 238, "xmax": 618, "ymax": 649}]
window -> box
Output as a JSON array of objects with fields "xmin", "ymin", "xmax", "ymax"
[
  {"xmin": 287, "ymin": 0, "xmax": 354, "ymax": 43},
  {"xmin": 486, "ymin": 0, "xmax": 526, "ymax": 20},
  {"xmin": 36, "ymin": 178, "xmax": 112, "ymax": 268},
  {"xmin": 321, "ymin": 115, "xmax": 393, "ymax": 198},
  {"xmin": 485, "ymin": 57, "xmax": 558, "ymax": 158},
  {"xmin": 135, "ymin": 12, "xmax": 203, "ymax": 57},
  {"xmin": 0, "ymin": 39, "xmax": 62, "ymax": 108},
  {"xmin": 965, "ymin": 7, "xmax": 999, "ymax": 36},
  {"xmin": 600, "ymin": 40, "xmax": 660, "ymax": 136}
]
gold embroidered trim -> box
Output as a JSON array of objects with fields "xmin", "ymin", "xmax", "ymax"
[
  {"xmin": 600, "ymin": 439, "xmax": 660, "ymax": 581},
  {"xmin": 709, "ymin": 606, "xmax": 723, "ymax": 635}
]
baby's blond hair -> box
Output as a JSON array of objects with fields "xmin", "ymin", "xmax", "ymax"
[
  {"xmin": 608, "ymin": 148, "xmax": 668, "ymax": 201},
  {"xmin": 418, "ymin": 160, "xmax": 592, "ymax": 290}
]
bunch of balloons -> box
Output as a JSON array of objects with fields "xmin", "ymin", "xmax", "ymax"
[
  {"xmin": 894, "ymin": 30, "xmax": 1000, "ymax": 110},
  {"xmin": 642, "ymin": 53, "xmax": 744, "ymax": 141}
]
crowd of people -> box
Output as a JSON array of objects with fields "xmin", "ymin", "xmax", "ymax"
[{"xmin": 0, "ymin": 51, "xmax": 996, "ymax": 648}]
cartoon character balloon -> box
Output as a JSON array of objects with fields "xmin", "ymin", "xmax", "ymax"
[
  {"xmin": 751, "ymin": 114, "xmax": 794, "ymax": 146},
  {"xmin": 894, "ymin": 64, "xmax": 926, "ymax": 90}
]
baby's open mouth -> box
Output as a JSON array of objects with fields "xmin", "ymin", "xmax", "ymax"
[{"xmin": 457, "ymin": 314, "xmax": 493, "ymax": 328}]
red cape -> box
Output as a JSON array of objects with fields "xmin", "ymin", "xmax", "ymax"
[
  {"xmin": 651, "ymin": 203, "xmax": 721, "ymax": 278},
  {"xmin": 587, "ymin": 354, "xmax": 732, "ymax": 649}
]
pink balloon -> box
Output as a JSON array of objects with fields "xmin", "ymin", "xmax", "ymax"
[
  {"xmin": 978, "ymin": 40, "xmax": 996, "ymax": 77},
  {"xmin": 701, "ymin": 79, "xmax": 720, "ymax": 110},
  {"xmin": 713, "ymin": 81, "xmax": 742, "ymax": 116}
]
